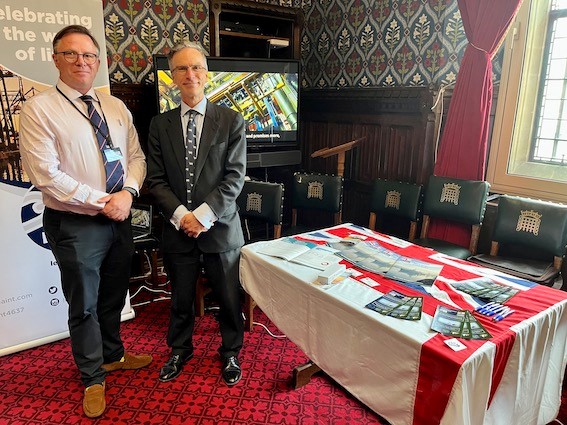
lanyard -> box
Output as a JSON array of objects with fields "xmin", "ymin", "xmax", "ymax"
[{"xmin": 56, "ymin": 86, "xmax": 115, "ymax": 149}]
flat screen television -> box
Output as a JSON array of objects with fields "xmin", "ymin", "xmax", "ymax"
[{"xmin": 153, "ymin": 55, "xmax": 300, "ymax": 159}]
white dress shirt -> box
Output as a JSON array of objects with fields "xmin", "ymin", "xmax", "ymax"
[
  {"xmin": 170, "ymin": 97, "xmax": 218, "ymax": 230},
  {"xmin": 19, "ymin": 79, "xmax": 146, "ymax": 215}
]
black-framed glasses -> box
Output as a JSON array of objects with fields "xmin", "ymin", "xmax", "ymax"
[
  {"xmin": 172, "ymin": 65, "xmax": 208, "ymax": 74},
  {"xmin": 55, "ymin": 51, "xmax": 99, "ymax": 65}
]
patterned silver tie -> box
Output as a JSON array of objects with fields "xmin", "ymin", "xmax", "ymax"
[{"xmin": 185, "ymin": 110, "xmax": 198, "ymax": 208}]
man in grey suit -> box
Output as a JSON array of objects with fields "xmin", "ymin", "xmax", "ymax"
[{"xmin": 146, "ymin": 41, "xmax": 245, "ymax": 385}]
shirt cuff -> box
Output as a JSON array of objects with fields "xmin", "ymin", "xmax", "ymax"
[
  {"xmin": 171, "ymin": 205, "xmax": 189, "ymax": 231},
  {"xmin": 192, "ymin": 203, "xmax": 217, "ymax": 230},
  {"xmin": 86, "ymin": 187, "xmax": 110, "ymax": 210},
  {"xmin": 170, "ymin": 203, "xmax": 218, "ymax": 231}
]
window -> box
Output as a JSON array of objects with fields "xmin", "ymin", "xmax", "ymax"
[
  {"xmin": 487, "ymin": 0, "xmax": 567, "ymax": 203},
  {"xmin": 531, "ymin": 4, "xmax": 567, "ymax": 164}
]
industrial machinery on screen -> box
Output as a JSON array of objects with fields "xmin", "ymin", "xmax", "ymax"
[{"xmin": 157, "ymin": 69, "xmax": 298, "ymax": 144}]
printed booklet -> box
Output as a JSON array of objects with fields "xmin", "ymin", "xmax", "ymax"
[
  {"xmin": 430, "ymin": 306, "xmax": 491, "ymax": 340},
  {"xmin": 365, "ymin": 290, "xmax": 423, "ymax": 321},
  {"xmin": 257, "ymin": 238, "xmax": 341, "ymax": 271},
  {"xmin": 329, "ymin": 239, "xmax": 443, "ymax": 286},
  {"xmin": 452, "ymin": 277, "xmax": 519, "ymax": 303}
]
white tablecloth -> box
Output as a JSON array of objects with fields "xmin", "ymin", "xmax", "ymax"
[{"xmin": 239, "ymin": 224, "xmax": 567, "ymax": 425}]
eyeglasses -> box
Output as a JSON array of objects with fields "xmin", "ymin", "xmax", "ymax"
[
  {"xmin": 55, "ymin": 51, "xmax": 99, "ymax": 65},
  {"xmin": 172, "ymin": 65, "xmax": 208, "ymax": 74}
]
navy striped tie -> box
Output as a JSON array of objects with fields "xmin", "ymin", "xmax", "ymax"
[{"xmin": 80, "ymin": 95, "xmax": 124, "ymax": 193}]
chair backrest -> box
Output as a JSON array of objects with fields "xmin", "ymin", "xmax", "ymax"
[
  {"xmin": 369, "ymin": 179, "xmax": 423, "ymax": 240},
  {"xmin": 493, "ymin": 195, "xmax": 567, "ymax": 260},
  {"xmin": 131, "ymin": 203, "xmax": 153, "ymax": 237},
  {"xmin": 419, "ymin": 175, "xmax": 490, "ymax": 256},
  {"xmin": 235, "ymin": 180, "xmax": 284, "ymax": 331},
  {"xmin": 237, "ymin": 180, "xmax": 284, "ymax": 239},
  {"xmin": 422, "ymin": 175, "xmax": 490, "ymax": 226},
  {"xmin": 291, "ymin": 172, "xmax": 344, "ymax": 226}
]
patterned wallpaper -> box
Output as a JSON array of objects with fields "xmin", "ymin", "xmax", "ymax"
[
  {"xmin": 103, "ymin": 0, "xmax": 209, "ymax": 85},
  {"xmin": 102, "ymin": 0, "xmax": 500, "ymax": 89},
  {"xmin": 302, "ymin": 0, "xmax": 465, "ymax": 88}
]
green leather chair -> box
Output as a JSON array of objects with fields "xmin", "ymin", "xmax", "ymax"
[
  {"xmin": 237, "ymin": 180, "xmax": 285, "ymax": 241},
  {"xmin": 288, "ymin": 172, "xmax": 344, "ymax": 233},
  {"xmin": 368, "ymin": 179, "xmax": 423, "ymax": 241},
  {"xmin": 470, "ymin": 195, "xmax": 567, "ymax": 287},
  {"xmin": 236, "ymin": 180, "xmax": 284, "ymax": 330},
  {"xmin": 413, "ymin": 175, "xmax": 490, "ymax": 259}
]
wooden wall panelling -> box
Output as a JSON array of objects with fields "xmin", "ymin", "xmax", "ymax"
[
  {"xmin": 343, "ymin": 179, "xmax": 372, "ymax": 228},
  {"xmin": 300, "ymin": 87, "xmax": 436, "ymax": 226},
  {"xmin": 302, "ymin": 121, "xmax": 360, "ymax": 177},
  {"xmin": 110, "ymin": 83, "xmax": 157, "ymax": 155},
  {"xmin": 111, "ymin": 83, "xmax": 157, "ymax": 199}
]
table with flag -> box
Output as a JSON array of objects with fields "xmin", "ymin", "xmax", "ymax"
[{"xmin": 239, "ymin": 224, "xmax": 567, "ymax": 425}]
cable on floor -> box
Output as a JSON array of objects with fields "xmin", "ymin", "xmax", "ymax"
[
  {"xmin": 252, "ymin": 321, "xmax": 287, "ymax": 338},
  {"xmin": 130, "ymin": 253, "xmax": 169, "ymax": 285},
  {"xmin": 244, "ymin": 218, "xmax": 251, "ymax": 241},
  {"xmin": 131, "ymin": 296, "xmax": 171, "ymax": 308},
  {"xmin": 130, "ymin": 284, "xmax": 171, "ymax": 299},
  {"xmin": 175, "ymin": 304, "xmax": 288, "ymax": 339}
]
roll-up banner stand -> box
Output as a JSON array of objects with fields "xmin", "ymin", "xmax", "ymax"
[{"xmin": 0, "ymin": 0, "xmax": 134, "ymax": 357}]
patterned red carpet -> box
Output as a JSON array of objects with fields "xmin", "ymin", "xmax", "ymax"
[
  {"xmin": 0, "ymin": 295, "xmax": 386, "ymax": 425},
  {"xmin": 2, "ymin": 293, "xmax": 567, "ymax": 425}
]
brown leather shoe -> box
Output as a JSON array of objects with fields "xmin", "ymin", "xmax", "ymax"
[
  {"xmin": 101, "ymin": 352, "xmax": 153, "ymax": 373},
  {"xmin": 83, "ymin": 381, "xmax": 105, "ymax": 418}
]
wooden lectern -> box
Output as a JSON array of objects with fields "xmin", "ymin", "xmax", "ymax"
[{"xmin": 310, "ymin": 137, "xmax": 366, "ymax": 176}]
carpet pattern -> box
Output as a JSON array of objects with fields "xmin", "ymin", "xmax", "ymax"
[
  {"xmin": 0, "ymin": 296, "xmax": 387, "ymax": 425},
  {"xmin": 2, "ymin": 288, "xmax": 567, "ymax": 425}
]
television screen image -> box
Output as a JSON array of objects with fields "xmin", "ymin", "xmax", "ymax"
[
  {"xmin": 154, "ymin": 56, "xmax": 300, "ymax": 151},
  {"xmin": 207, "ymin": 71, "xmax": 298, "ymax": 141}
]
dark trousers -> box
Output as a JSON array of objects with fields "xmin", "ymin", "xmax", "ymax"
[
  {"xmin": 43, "ymin": 208, "xmax": 134, "ymax": 387},
  {"xmin": 164, "ymin": 247, "xmax": 243, "ymax": 360}
]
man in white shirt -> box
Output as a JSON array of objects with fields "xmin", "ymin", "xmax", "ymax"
[{"xmin": 19, "ymin": 25, "xmax": 151, "ymax": 419}]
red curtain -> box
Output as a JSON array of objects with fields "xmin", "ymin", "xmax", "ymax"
[{"xmin": 429, "ymin": 0, "xmax": 523, "ymax": 246}]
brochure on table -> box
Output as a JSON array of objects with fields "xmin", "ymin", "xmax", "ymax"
[{"xmin": 256, "ymin": 238, "xmax": 341, "ymax": 271}]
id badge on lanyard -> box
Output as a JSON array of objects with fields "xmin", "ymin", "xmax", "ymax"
[{"xmin": 103, "ymin": 147, "xmax": 123, "ymax": 162}]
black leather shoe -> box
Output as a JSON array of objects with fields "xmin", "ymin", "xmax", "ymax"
[
  {"xmin": 159, "ymin": 353, "xmax": 193, "ymax": 382},
  {"xmin": 221, "ymin": 356, "xmax": 242, "ymax": 386}
]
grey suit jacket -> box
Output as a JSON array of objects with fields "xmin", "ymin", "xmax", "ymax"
[{"xmin": 146, "ymin": 101, "xmax": 246, "ymax": 253}]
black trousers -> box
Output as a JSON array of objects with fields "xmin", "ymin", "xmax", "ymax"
[
  {"xmin": 43, "ymin": 208, "xmax": 134, "ymax": 387},
  {"xmin": 164, "ymin": 246, "xmax": 244, "ymax": 360}
]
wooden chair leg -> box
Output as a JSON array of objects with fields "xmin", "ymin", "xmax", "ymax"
[
  {"xmin": 490, "ymin": 241, "xmax": 500, "ymax": 256},
  {"xmin": 273, "ymin": 224, "xmax": 282, "ymax": 239},
  {"xmin": 149, "ymin": 249, "xmax": 159, "ymax": 285},
  {"xmin": 195, "ymin": 275, "xmax": 208, "ymax": 317},
  {"xmin": 292, "ymin": 208, "xmax": 298, "ymax": 227},
  {"xmin": 244, "ymin": 293, "xmax": 256, "ymax": 332},
  {"xmin": 420, "ymin": 215, "xmax": 430, "ymax": 238},
  {"xmin": 469, "ymin": 225, "xmax": 481, "ymax": 255},
  {"xmin": 408, "ymin": 221, "xmax": 417, "ymax": 241},
  {"xmin": 334, "ymin": 211, "xmax": 342, "ymax": 225},
  {"xmin": 368, "ymin": 212, "xmax": 377, "ymax": 230}
]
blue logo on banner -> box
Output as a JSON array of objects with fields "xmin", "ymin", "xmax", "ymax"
[{"xmin": 21, "ymin": 186, "xmax": 50, "ymax": 250}]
